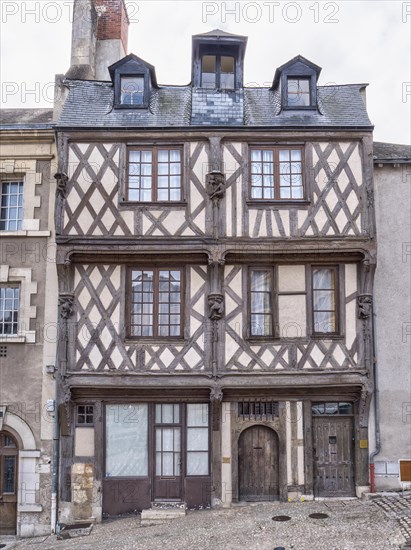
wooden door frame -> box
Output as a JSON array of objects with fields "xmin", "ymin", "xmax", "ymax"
[
  {"xmin": 231, "ymin": 407, "xmax": 288, "ymax": 502},
  {"xmin": 238, "ymin": 424, "xmax": 280, "ymax": 501},
  {"xmin": 151, "ymin": 404, "xmax": 184, "ymax": 502},
  {"xmin": 0, "ymin": 430, "xmax": 19, "ymax": 535},
  {"xmin": 312, "ymin": 414, "xmax": 355, "ymax": 497}
]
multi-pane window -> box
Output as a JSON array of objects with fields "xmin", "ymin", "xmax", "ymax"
[
  {"xmin": 129, "ymin": 268, "xmax": 182, "ymax": 338},
  {"xmin": 201, "ymin": 55, "xmax": 235, "ymax": 89},
  {"xmin": 0, "ymin": 181, "xmax": 24, "ymax": 231},
  {"xmin": 312, "ymin": 267, "xmax": 338, "ymax": 334},
  {"xmin": 0, "ymin": 286, "xmax": 19, "ymax": 335},
  {"xmin": 249, "ymin": 269, "xmax": 274, "ymax": 337},
  {"xmin": 127, "ymin": 147, "xmax": 182, "ymax": 202},
  {"xmin": 155, "ymin": 404, "xmax": 181, "ymax": 477},
  {"xmin": 238, "ymin": 401, "xmax": 279, "ymax": 420},
  {"xmin": 287, "ymin": 78, "xmax": 310, "ymax": 106},
  {"xmin": 312, "ymin": 402, "xmax": 353, "ymax": 415},
  {"xmin": 250, "ymin": 147, "xmax": 304, "ymax": 200},
  {"xmin": 186, "ymin": 404, "xmax": 209, "ymax": 476},
  {"xmin": 77, "ymin": 405, "xmax": 94, "ymax": 425},
  {"xmin": 121, "ymin": 76, "xmax": 145, "ymax": 105}
]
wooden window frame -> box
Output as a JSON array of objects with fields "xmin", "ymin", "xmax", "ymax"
[
  {"xmin": 126, "ymin": 146, "xmax": 184, "ymax": 203},
  {"xmin": 0, "ymin": 180, "xmax": 24, "ymax": 231},
  {"xmin": 114, "ymin": 71, "xmax": 149, "ymax": 109},
  {"xmin": 126, "ymin": 267, "xmax": 185, "ymax": 341},
  {"xmin": 248, "ymin": 146, "xmax": 305, "ymax": 202},
  {"xmin": 76, "ymin": 404, "xmax": 94, "ymax": 427},
  {"xmin": 201, "ymin": 53, "xmax": 236, "ymax": 89},
  {"xmin": 310, "ymin": 265, "xmax": 340, "ymax": 337},
  {"xmin": 0, "ymin": 285, "xmax": 20, "ymax": 336},
  {"xmin": 247, "ymin": 266, "xmax": 277, "ymax": 340},
  {"xmin": 286, "ymin": 77, "xmax": 311, "ymax": 107},
  {"xmin": 0, "ymin": 432, "xmax": 18, "ymax": 496}
]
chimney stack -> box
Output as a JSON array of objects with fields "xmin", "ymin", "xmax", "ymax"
[
  {"xmin": 66, "ymin": 0, "xmax": 129, "ymax": 81},
  {"xmin": 94, "ymin": 0, "xmax": 130, "ymax": 80}
]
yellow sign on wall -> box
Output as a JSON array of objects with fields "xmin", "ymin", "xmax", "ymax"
[
  {"xmin": 359, "ymin": 440, "xmax": 368, "ymax": 449},
  {"xmin": 222, "ymin": 457, "xmax": 231, "ymax": 464}
]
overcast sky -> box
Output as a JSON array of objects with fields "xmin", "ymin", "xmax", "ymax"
[{"xmin": 1, "ymin": 0, "xmax": 410, "ymax": 143}]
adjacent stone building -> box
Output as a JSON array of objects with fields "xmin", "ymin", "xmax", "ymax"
[
  {"xmin": 0, "ymin": 109, "xmax": 58, "ymax": 536},
  {"xmin": 372, "ymin": 142, "xmax": 411, "ymax": 491}
]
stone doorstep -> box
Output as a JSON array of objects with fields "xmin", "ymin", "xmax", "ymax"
[
  {"xmin": 140, "ymin": 506, "xmax": 186, "ymax": 527},
  {"xmin": 57, "ymin": 522, "xmax": 94, "ymax": 540}
]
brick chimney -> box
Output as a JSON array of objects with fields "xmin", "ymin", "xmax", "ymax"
[
  {"xmin": 94, "ymin": 0, "xmax": 129, "ymax": 80},
  {"xmin": 66, "ymin": 0, "xmax": 129, "ymax": 81}
]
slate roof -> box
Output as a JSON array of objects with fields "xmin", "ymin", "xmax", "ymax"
[
  {"xmin": 56, "ymin": 79, "xmax": 372, "ymax": 129},
  {"xmin": 373, "ymin": 141, "xmax": 411, "ymax": 162},
  {"xmin": 0, "ymin": 108, "xmax": 53, "ymax": 129}
]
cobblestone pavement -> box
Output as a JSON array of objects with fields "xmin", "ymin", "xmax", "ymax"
[
  {"xmin": 7, "ymin": 498, "xmax": 407, "ymax": 550},
  {"xmin": 372, "ymin": 494, "xmax": 411, "ymax": 548}
]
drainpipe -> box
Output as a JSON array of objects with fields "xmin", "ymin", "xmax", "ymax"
[
  {"xmin": 369, "ymin": 303, "xmax": 381, "ymax": 493},
  {"xmin": 51, "ymin": 311, "xmax": 61, "ymax": 533}
]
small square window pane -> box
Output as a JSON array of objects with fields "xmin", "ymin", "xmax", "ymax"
[
  {"xmin": 187, "ymin": 428, "xmax": 208, "ymax": 451},
  {"xmin": 170, "ymin": 188, "xmax": 181, "ymax": 201},
  {"xmin": 262, "ymin": 150, "xmax": 273, "ymax": 162},
  {"xmin": 251, "ymin": 150, "xmax": 261, "ymax": 161},
  {"xmin": 279, "ymin": 150, "xmax": 290, "ymax": 162},
  {"xmin": 129, "ymin": 151, "xmax": 140, "ymax": 162},
  {"xmin": 158, "ymin": 163, "xmax": 169, "ymax": 175},
  {"xmin": 170, "ymin": 150, "xmax": 181, "ymax": 162},
  {"xmin": 170, "ymin": 163, "xmax": 181, "ymax": 175},
  {"xmin": 187, "ymin": 404, "xmax": 209, "ymax": 426},
  {"xmin": 251, "ymin": 187, "xmax": 262, "ymax": 199},
  {"xmin": 291, "ymin": 150, "xmax": 302, "ymax": 161},
  {"xmin": 158, "ymin": 189, "xmax": 169, "ymax": 201},
  {"xmin": 141, "ymin": 151, "xmax": 152, "ymax": 162},
  {"xmin": 187, "ymin": 452, "xmax": 208, "ymax": 475},
  {"xmin": 280, "ymin": 187, "xmax": 291, "ymax": 199},
  {"xmin": 291, "ymin": 186, "xmax": 303, "ymax": 198}
]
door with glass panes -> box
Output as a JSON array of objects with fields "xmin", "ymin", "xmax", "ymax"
[
  {"xmin": 0, "ymin": 432, "xmax": 18, "ymax": 535},
  {"xmin": 154, "ymin": 404, "xmax": 182, "ymax": 500}
]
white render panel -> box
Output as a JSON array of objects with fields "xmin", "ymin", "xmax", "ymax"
[
  {"xmin": 75, "ymin": 428, "xmax": 95, "ymax": 457},
  {"xmin": 278, "ymin": 295, "xmax": 307, "ymax": 338},
  {"xmin": 278, "ymin": 265, "xmax": 306, "ymax": 293}
]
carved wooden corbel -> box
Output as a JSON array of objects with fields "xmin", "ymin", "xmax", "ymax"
[
  {"xmin": 54, "ymin": 172, "xmax": 69, "ymax": 198},
  {"xmin": 59, "ymin": 294, "xmax": 75, "ymax": 319},
  {"xmin": 357, "ymin": 294, "xmax": 373, "ymax": 320},
  {"xmin": 206, "ymin": 170, "xmax": 226, "ymax": 202},
  {"xmin": 208, "ymin": 293, "xmax": 224, "ymax": 321},
  {"xmin": 358, "ymin": 384, "xmax": 373, "ymax": 428},
  {"xmin": 210, "ymin": 385, "xmax": 223, "ymax": 403}
]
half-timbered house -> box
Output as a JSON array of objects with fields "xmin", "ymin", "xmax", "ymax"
[{"xmin": 54, "ymin": 0, "xmax": 377, "ymax": 523}]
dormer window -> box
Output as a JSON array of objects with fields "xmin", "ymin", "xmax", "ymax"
[
  {"xmin": 201, "ymin": 54, "xmax": 235, "ymax": 89},
  {"xmin": 109, "ymin": 53, "xmax": 157, "ymax": 110},
  {"xmin": 272, "ymin": 55, "xmax": 321, "ymax": 111},
  {"xmin": 121, "ymin": 76, "xmax": 145, "ymax": 105},
  {"xmin": 192, "ymin": 30, "xmax": 247, "ymax": 90},
  {"xmin": 287, "ymin": 77, "xmax": 310, "ymax": 107}
]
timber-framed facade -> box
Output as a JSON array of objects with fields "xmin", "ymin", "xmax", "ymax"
[{"xmin": 53, "ymin": 1, "xmax": 376, "ymax": 523}]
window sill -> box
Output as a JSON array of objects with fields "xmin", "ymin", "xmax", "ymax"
[
  {"xmin": 125, "ymin": 338, "xmax": 186, "ymax": 345},
  {"xmin": 119, "ymin": 200, "xmax": 187, "ymax": 208},
  {"xmin": 246, "ymin": 200, "xmax": 310, "ymax": 208},
  {"xmin": 0, "ymin": 335, "xmax": 26, "ymax": 343},
  {"xmin": 0, "ymin": 230, "xmax": 51, "ymax": 237},
  {"xmin": 0, "ymin": 331, "xmax": 35, "ymax": 343}
]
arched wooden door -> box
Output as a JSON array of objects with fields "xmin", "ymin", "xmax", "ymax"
[
  {"xmin": 0, "ymin": 431, "xmax": 18, "ymax": 535},
  {"xmin": 238, "ymin": 425, "xmax": 279, "ymax": 501}
]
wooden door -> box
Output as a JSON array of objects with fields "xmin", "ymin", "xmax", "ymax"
[
  {"xmin": 313, "ymin": 417, "xmax": 355, "ymax": 497},
  {"xmin": 238, "ymin": 425, "xmax": 279, "ymax": 501},
  {"xmin": 0, "ymin": 432, "xmax": 18, "ymax": 535},
  {"xmin": 153, "ymin": 404, "xmax": 182, "ymax": 501}
]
